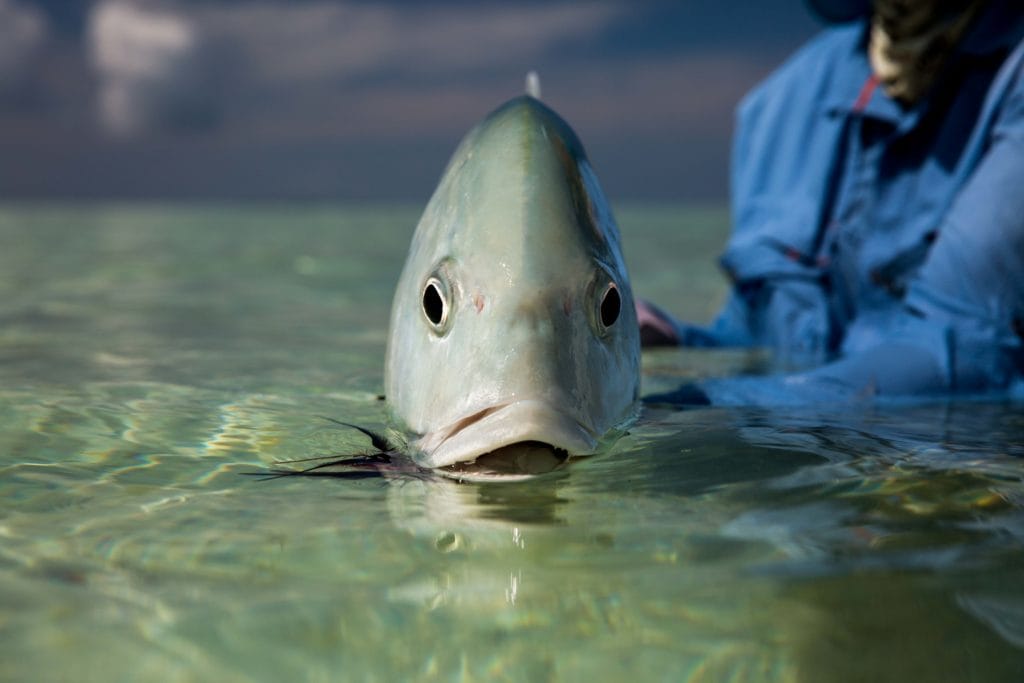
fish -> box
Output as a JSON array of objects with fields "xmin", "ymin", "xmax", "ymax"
[{"xmin": 383, "ymin": 91, "xmax": 641, "ymax": 479}]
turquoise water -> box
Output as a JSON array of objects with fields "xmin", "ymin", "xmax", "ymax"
[{"xmin": 1, "ymin": 204, "xmax": 1023, "ymax": 682}]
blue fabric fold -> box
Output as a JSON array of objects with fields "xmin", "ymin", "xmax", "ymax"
[{"xmin": 661, "ymin": 3, "xmax": 1024, "ymax": 406}]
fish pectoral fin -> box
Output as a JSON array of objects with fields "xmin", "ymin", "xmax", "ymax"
[
  {"xmin": 316, "ymin": 415, "xmax": 396, "ymax": 453},
  {"xmin": 242, "ymin": 452, "xmax": 392, "ymax": 480}
]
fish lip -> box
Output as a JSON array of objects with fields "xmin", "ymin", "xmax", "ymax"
[{"xmin": 411, "ymin": 399, "xmax": 598, "ymax": 470}]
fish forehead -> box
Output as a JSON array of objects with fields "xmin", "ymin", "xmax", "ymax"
[{"xmin": 414, "ymin": 96, "xmax": 622, "ymax": 279}]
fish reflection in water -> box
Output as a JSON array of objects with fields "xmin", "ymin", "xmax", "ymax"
[
  {"xmin": 250, "ymin": 387, "xmax": 1024, "ymax": 676},
  {"xmin": 302, "ymin": 399, "xmax": 1024, "ymax": 677}
]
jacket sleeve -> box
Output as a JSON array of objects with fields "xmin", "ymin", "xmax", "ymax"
[
  {"xmin": 674, "ymin": 28, "xmax": 863, "ymax": 360},
  {"xmin": 897, "ymin": 56, "xmax": 1024, "ymax": 393}
]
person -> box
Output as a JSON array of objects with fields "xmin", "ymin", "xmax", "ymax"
[{"xmin": 641, "ymin": 0, "xmax": 1024, "ymax": 406}]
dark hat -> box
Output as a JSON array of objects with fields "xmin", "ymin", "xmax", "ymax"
[{"xmin": 805, "ymin": 0, "xmax": 870, "ymax": 23}]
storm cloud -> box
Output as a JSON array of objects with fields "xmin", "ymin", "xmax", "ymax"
[
  {"xmin": 0, "ymin": 1, "xmax": 819, "ymax": 201},
  {"xmin": 0, "ymin": 0, "xmax": 48, "ymax": 93},
  {"xmin": 88, "ymin": 1, "xmax": 219, "ymax": 135},
  {"xmin": 85, "ymin": 0, "xmax": 629, "ymax": 137}
]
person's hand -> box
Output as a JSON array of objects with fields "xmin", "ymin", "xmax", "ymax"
[{"xmin": 635, "ymin": 298, "xmax": 680, "ymax": 346}]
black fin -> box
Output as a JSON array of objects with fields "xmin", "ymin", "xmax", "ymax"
[
  {"xmin": 242, "ymin": 452, "xmax": 391, "ymax": 480},
  {"xmin": 241, "ymin": 417, "xmax": 396, "ymax": 480},
  {"xmin": 240, "ymin": 468, "xmax": 383, "ymax": 481},
  {"xmin": 316, "ymin": 415, "xmax": 395, "ymax": 453}
]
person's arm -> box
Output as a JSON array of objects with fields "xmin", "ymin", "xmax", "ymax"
[
  {"xmin": 661, "ymin": 61, "xmax": 1024, "ymax": 407},
  {"xmin": 636, "ymin": 297, "xmax": 751, "ymax": 347},
  {"xmin": 639, "ymin": 30, "xmax": 862, "ymax": 355}
]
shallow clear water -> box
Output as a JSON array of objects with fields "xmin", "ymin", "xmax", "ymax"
[{"xmin": 1, "ymin": 204, "xmax": 1023, "ymax": 682}]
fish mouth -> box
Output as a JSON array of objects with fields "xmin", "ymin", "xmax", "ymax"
[
  {"xmin": 412, "ymin": 399, "xmax": 597, "ymax": 479},
  {"xmin": 442, "ymin": 441, "xmax": 570, "ymax": 480}
]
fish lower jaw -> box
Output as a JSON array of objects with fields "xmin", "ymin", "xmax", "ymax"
[
  {"xmin": 410, "ymin": 400, "xmax": 598, "ymax": 479},
  {"xmin": 441, "ymin": 441, "xmax": 571, "ymax": 481}
]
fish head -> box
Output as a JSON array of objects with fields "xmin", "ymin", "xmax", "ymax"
[{"xmin": 384, "ymin": 95, "xmax": 640, "ymax": 477}]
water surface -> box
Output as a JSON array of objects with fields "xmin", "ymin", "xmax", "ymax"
[{"xmin": 1, "ymin": 204, "xmax": 1022, "ymax": 682}]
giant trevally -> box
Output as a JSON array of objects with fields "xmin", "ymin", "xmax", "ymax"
[
  {"xmin": 253, "ymin": 89, "xmax": 642, "ymax": 482},
  {"xmin": 383, "ymin": 91, "xmax": 641, "ymax": 479}
]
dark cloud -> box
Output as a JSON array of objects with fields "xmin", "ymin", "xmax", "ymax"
[
  {"xmin": 93, "ymin": 0, "xmax": 631, "ymax": 137},
  {"xmin": 0, "ymin": 0, "xmax": 48, "ymax": 92},
  {"xmin": 0, "ymin": 0, "xmax": 821, "ymax": 201},
  {"xmin": 88, "ymin": 1, "xmax": 220, "ymax": 135},
  {"xmin": 592, "ymin": 0, "xmax": 818, "ymax": 57}
]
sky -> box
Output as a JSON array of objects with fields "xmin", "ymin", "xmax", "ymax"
[{"xmin": 0, "ymin": 0, "xmax": 823, "ymax": 203}]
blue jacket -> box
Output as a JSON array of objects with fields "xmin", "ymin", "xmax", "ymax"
[{"xmin": 669, "ymin": 2, "xmax": 1024, "ymax": 405}]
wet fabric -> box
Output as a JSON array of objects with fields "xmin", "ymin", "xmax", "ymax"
[{"xmin": 664, "ymin": 1, "xmax": 1024, "ymax": 406}]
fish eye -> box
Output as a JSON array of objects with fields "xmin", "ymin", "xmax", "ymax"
[
  {"xmin": 422, "ymin": 277, "xmax": 448, "ymax": 329},
  {"xmin": 600, "ymin": 283, "xmax": 621, "ymax": 328}
]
